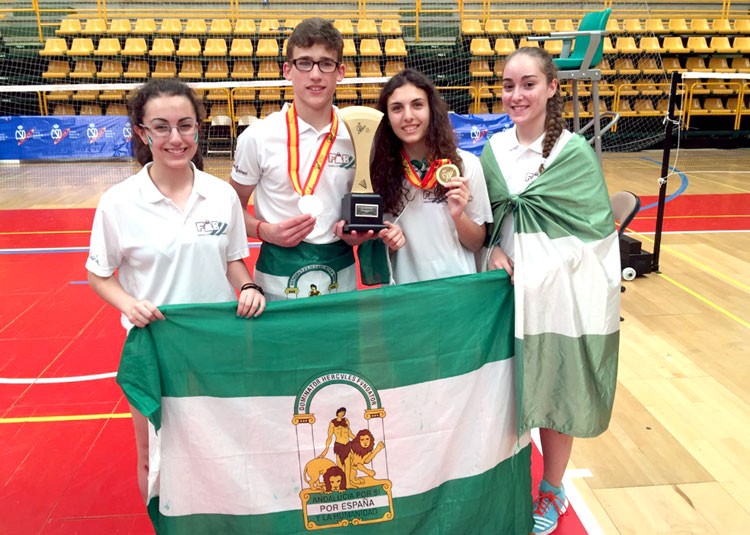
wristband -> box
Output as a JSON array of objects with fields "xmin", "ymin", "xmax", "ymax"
[
  {"xmin": 255, "ymin": 220, "xmax": 265, "ymax": 241},
  {"xmin": 240, "ymin": 282, "xmax": 265, "ymax": 296}
]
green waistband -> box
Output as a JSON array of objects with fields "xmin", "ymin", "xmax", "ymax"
[{"xmin": 256, "ymin": 241, "xmax": 355, "ymax": 277}]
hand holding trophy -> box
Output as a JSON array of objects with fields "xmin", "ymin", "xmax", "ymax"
[{"xmin": 338, "ymin": 106, "xmax": 387, "ymax": 233}]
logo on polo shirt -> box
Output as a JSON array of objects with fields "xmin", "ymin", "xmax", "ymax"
[
  {"xmin": 328, "ymin": 151, "xmax": 355, "ymax": 169},
  {"xmin": 196, "ymin": 220, "xmax": 228, "ymax": 236}
]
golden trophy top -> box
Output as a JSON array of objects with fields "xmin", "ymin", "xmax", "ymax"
[{"xmin": 338, "ymin": 106, "xmax": 384, "ymax": 194}]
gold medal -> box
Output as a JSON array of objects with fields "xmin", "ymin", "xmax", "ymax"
[{"xmin": 436, "ymin": 163, "xmax": 460, "ymax": 186}]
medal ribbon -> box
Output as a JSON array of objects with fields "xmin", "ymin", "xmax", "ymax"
[
  {"xmin": 400, "ymin": 150, "xmax": 451, "ymax": 190},
  {"xmin": 286, "ymin": 104, "xmax": 339, "ymax": 196}
]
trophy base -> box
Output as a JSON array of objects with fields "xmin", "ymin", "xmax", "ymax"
[{"xmin": 341, "ymin": 193, "xmax": 386, "ymax": 234}]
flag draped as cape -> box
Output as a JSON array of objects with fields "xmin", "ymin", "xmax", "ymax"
[
  {"xmin": 481, "ymin": 133, "xmax": 620, "ymax": 438},
  {"xmin": 117, "ymin": 271, "xmax": 532, "ymax": 534}
]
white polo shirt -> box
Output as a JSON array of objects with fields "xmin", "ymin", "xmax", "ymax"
[
  {"xmin": 389, "ymin": 149, "xmax": 493, "ymax": 284},
  {"xmin": 231, "ymin": 103, "xmax": 355, "ymax": 244},
  {"xmin": 488, "ymin": 126, "xmax": 573, "ymax": 258},
  {"xmin": 86, "ymin": 163, "xmax": 249, "ymax": 331}
]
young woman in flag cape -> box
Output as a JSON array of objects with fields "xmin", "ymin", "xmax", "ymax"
[{"xmin": 481, "ymin": 47, "xmax": 621, "ymax": 535}]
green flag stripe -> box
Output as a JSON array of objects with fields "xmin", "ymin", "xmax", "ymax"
[{"xmin": 153, "ymin": 445, "xmax": 532, "ymax": 535}]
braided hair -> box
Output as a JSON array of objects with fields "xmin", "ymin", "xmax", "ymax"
[{"xmin": 504, "ymin": 47, "xmax": 565, "ymax": 174}]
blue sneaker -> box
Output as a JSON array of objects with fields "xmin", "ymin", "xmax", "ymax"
[{"xmin": 532, "ymin": 480, "xmax": 569, "ymax": 535}]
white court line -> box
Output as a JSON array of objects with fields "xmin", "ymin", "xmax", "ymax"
[
  {"xmin": 0, "ymin": 372, "xmax": 117, "ymax": 384},
  {"xmin": 531, "ymin": 429, "xmax": 603, "ymax": 535}
]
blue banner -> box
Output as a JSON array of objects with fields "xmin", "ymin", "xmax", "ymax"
[
  {"xmin": 449, "ymin": 113, "xmax": 514, "ymax": 156},
  {"xmin": 0, "ymin": 115, "xmax": 133, "ymax": 160}
]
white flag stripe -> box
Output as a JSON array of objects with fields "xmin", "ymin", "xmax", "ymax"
[
  {"xmin": 517, "ymin": 231, "xmax": 621, "ymax": 337},
  {"xmin": 158, "ymin": 358, "xmax": 528, "ymax": 517}
]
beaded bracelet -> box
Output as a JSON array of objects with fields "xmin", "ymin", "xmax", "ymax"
[
  {"xmin": 240, "ymin": 282, "xmax": 265, "ymax": 296},
  {"xmin": 255, "ymin": 220, "xmax": 265, "ymax": 241}
]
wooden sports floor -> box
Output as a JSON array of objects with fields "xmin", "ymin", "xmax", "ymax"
[{"xmin": 1, "ymin": 147, "xmax": 748, "ymax": 534}]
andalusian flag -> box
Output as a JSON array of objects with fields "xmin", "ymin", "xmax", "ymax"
[{"xmin": 117, "ymin": 271, "xmax": 532, "ymax": 534}]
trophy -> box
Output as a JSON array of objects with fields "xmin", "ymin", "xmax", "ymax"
[{"xmin": 339, "ymin": 106, "xmax": 387, "ymax": 233}]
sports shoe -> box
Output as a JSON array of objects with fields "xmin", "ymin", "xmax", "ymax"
[{"xmin": 531, "ymin": 480, "xmax": 569, "ymax": 535}]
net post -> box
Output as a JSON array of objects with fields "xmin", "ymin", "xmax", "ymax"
[{"xmin": 652, "ymin": 70, "xmax": 679, "ymax": 273}]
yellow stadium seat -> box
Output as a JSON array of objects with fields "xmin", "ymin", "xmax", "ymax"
[
  {"xmin": 204, "ymin": 38, "xmax": 228, "ymax": 56},
  {"xmin": 230, "ymin": 60, "xmax": 254, "ymax": 79},
  {"xmin": 385, "ymin": 59, "xmax": 405, "ymax": 76},
  {"xmin": 230, "ymin": 38, "xmax": 254, "ymax": 57},
  {"xmin": 357, "ymin": 19, "xmax": 378, "ymax": 36},
  {"xmin": 257, "ymin": 60, "xmax": 280, "ymax": 78},
  {"xmin": 150, "ymin": 38, "xmax": 175, "ymax": 56},
  {"xmin": 614, "ymin": 58, "xmax": 639, "ymax": 75},
  {"xmin": 485, "ymin": 19, "xmax": 506, "ymax": 35},
  {"xmin": 185, "ymin": 19, "xmax": 207, "ymax": 35},
  {"xmin": 638, "ymin": 56, "xmax": 663, "ymax": 75},
  {"xmin": 94, "ymin": 38, "xmax": 121, "ymax": 56},
  {"xmin": 469, "ymin": 59, "xmax": 492, "ymax": 77},
  {"xmin": 733, "ymin": 37, "xmax": 750, "ymax": 54},
  {"xmin": 42, "ymin": 60, "xmax": 70, "ymax": 79},
  {"xmin": 56, "ymin": 18, "xmax": 82, "ymax": 36},
  {"xmin": 603, "ymin": 37, "xmax": 615, "ymax": 55},
  {"xmin": 336, "ymin": 86, "xmax": 358, "ymax": 101},
  {"xmin": 616, "ymin": 99, "xmax": 634, "ymax": 116},
  {"xmin": 622, "ymin": 19, "xmax": 643, "ymax": 33},
  {"xmin": 67, "ymin": 38, "xmax": 94, "ymax": 56},
  {"xmin": 333, "ymin": 19, "xmax": 355, "ymax": 36},
  {"xmin": 668, "ymin": 18, "xmax": 689, "ymax": 33},
  {"xmin": 663, "ymin": 36, "xmax": 688, "ymax": 54},
  {"xmin": 644, "ymin": 18, "xmax": 667, "ymax": 33},
  {"xmin": 109, "ymin": 19, "xmax": 132, "ymax": 35},
  {"xmin": 256, "ymin": 39, "xmax": 280, "ymax": 57},
  {"xmin": 283, "ymin": 19, "xmax": 302, "ymax": 33},
  {"xmin": 176, "ymin": 38, "xmax": 202, "ymax": 56},
  {"xmin": 258, "ymin": 87, "xmax": 281, "ymax": 101},
  {"xmin": 615, "ymin": 79, "xmax": 638, "ymax": 96},
  {"xmin": 359, "ymin": 39, "xmax": 382, "ymax": 56},
  {"xmin": 470, "ymin": 38, "xmax": 493, "ymax": 56},
  {"xmin": 69, "ymin": 59, "xmax": 96, "ymax": 78},
  {"xmin": 208, "ymin": 19, "xmax": 232, "ymax": 35},
  {"xmin": 73, "ymin": 89, "xmax": 99, "ymax": 101},
  {"xmin": 259, "ymin": 19, "xmax": 280, "ymax": 35},
  {"xmin": 687, "ymin": 37, "xmax": 713, "ymax": 53},
  {"xmin": 343, "ymin": 59, "xmax": 356, "ymax": 77},
  {"xmin": 159, "ymin": 18, "xmax": 182, "ymax": 35},
  {"xmin": 51, "ymin": 102, "xmax": 75, "ymax": 115},
  {"xmin": 708, "ymin": 57, "xmax": 734, "ymax": 73},
  {"xmin": 385, "ymin": 38, "xmax": 407, "ymax": 57},
  {"xmin": 40, "ymin": 38, "xmax": 68, "ymax": 56},
  {"xmin": 343, "ymin": 39, "xmax": 357, "ymax": 57},
  {"xmin": 544, "ymin": 40, "xmax": 563, "ymax": 55},
  {"xmin": 360, "ymin": 59, "xmax": 383, "ymax": 77},
  {"xmin": 639, "ymin": 36, "xmax": 665, "ymax": 54},
  {"xmin": 518, "ymin": 38, "xmax": 539, "ymax": 48},
  {"xmin": 122, "ymin": 38, "xmax": 147, "ymax": 56},
  {"xmin": 97, "ymin": 59, "xmax": 123, "ymax": 79},
  {"xmin": 614, "ymin": 37, "xmax": 639, "ymax": 54},
  {"xmin": 381, "ymin": 20, "xmax": 402, "ymax": 36},
  {"xmin": 688, "ymin": 18, "xmax": 710, "ymax": 33},
  {"xmin": 79, "ymin": 103, "xmax": 102, "ymax": 115},
  {"xmin": 711, "ymin": 19, "xmax": 733, "ymax": 34},
  {"xmin": 470, "ymin": 80, "xmax": 492, "ymax": 100},
  {"xmin": 81, "ymin": 19, "xmax": 107, "ymax": 35},
  {"xmin": 205, "ymin": 59, "xmax": 229, "ymax": 79},
  {"xmin": 178, "ymin": 59, "xmax": 202, "ymax": 79},
  {"xmin": 461, "ymin": 19, "xmax": 483, "ymax": 36},
  {"xmin": 360, "ymin": 85, "xmax": 381, "ymax": 100},
  {"xmin": 508, "ymin": 19, "xmax": 530, "ymax": 34},
  {"xmin": 703, "ymin": 97, "xmax": 727, "ymax": 113},
  {"xmin": 606, "ymin": 18, "xmax": 621, "ymax": 34},
  {"xmin": 662, "ymin": 57, "xmax": 684, "ymax": 73},
  {"xmin": 152, "ymin": 59, "xmax": 177, "ymax": 78},
  {"xmin": 260, "ymin": 103, "xmax": 277, "ymax": 118},
  {"xmin": 554, "ymin": 19, "xmax": 575, "ymax": 32},
  {"xmin": 234, "ymin": 19, "xmax": 256, "ymax": 35},
  {"xmin": 106, "ymin": 103, "xmax": 128, "ymax": 116},
  {"xmin": 123, "ymin": 59, "xmax": 149, "ymax": 78},
  {"xmin": 731, "ymin": 56, "xmax": 750, "ymax": 73},
  {"xmin": 133, "ymin": 18, "xmax": 156, "ymax": 35},
  {"xmin": 494, "ymin": 38, "xmax": 515, "ymax": 56},
  {"xmin": 635, "ymin": 78, "xmax": 663, "ymax": 96},
  {"xmin": 599, "ymin": 58, "xmax": 615, "ymax": 76},
  {"xmin": 634, "ymin": 98, "xmax": 658, "ymax": 115},
  {"xmin": 493, "ymin": 58, "xmax": 506, "ymax": 77},
  {"xmin": 685, "ymin": 57, "xmax": 710, "ymax": 72},
  {"xmin": 734, "ymin": 19, "xmax": 750, "ymax": 33},
  {"xmin": 710, "ymin": 37, "xmax": 734, "ymax": 54}
]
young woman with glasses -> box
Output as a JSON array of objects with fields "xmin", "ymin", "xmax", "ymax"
[{"xmin": 86, "ymin": 78, "xmax": 265, "ymax": 505}]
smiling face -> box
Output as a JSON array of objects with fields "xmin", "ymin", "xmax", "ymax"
[
  {"xmin": 501, "ymin": 52, "xmax": 558, "ymax": 140},
  {"xmin": 135, "ymin": 94, "xmax": 198, "ymax": 173},
  {"xmin": 386, "ymin": 83, "xmax": 431, "ymax": 158},
  {"xmin": 283, "ymin": 44, "xmax": 344, "ymax": 120}
]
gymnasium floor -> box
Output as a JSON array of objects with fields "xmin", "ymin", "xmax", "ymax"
[{"xmin": 1, "ymin": 148, "xmax": 749, "ymax": 534}]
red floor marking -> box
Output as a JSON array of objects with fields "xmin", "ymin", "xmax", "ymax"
[{"xmin": 630, "ymin": 193, "xmax": 750, "ymax": 232}]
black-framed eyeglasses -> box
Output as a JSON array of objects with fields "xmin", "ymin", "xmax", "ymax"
[
  {"xmin": 139, "ymin": 121, "xmax": 199, "ymax": 138},
  {"xmin": 290, "ymin": 58, "xmax": 340, "ymax": 73}
]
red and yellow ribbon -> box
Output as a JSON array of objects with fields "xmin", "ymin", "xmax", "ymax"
[
  {"xmin": 286, "ymin": 103, "xmax": 339, "ymax": 196},
  {"xmin": 400, "ymin": 150, "xmax": 451, "ymax": 190}
]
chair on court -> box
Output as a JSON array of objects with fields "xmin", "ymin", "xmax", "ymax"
[{"xmin": 610, "ymin": 190, "xmax": 642, "ymax": 319}]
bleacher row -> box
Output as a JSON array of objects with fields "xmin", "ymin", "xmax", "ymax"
[
  {"xmin": 462, "ymin": 16, "xmax": 750, "ymax": 123},
  {"xmin": 36, "ymin": 15, "xmax": 750, "ymax": 127}
]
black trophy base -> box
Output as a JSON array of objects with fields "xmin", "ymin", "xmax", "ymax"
[{"xmin": 341, "ymin": 193, "xmax": 386, "ymax": 234}]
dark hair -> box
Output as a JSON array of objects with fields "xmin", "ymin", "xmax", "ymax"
[
  {"xmin": 127, "ymin": 78, "xmax": 205, "ymax": 170},
  {"xmin": 503, "ymin": 47, "xmax": 565, "ymax": 173},
  {"xmin": 286, "ymin": 18, "xmax": 344, "ymax": 62},
  {"xmin": 370, "ymin": 69, "xmax": 462, "ymax": 215}
]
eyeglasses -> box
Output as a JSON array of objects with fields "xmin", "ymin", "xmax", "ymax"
[
  {"xmin": 139, "ymin": 121, "xmax": 199, "ymax": 138},
  {"xmin": 290, "ymin": 58, "xmax": 340, "ymax": 73}
]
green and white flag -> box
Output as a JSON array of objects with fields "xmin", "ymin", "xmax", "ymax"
[
  {"xmin": 482, "ymin": 133, "xmax": 621, "ymax": 438},
  {"xmin": 117, "ymin": 271, "xmax": 532, "ymax": 534}
]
